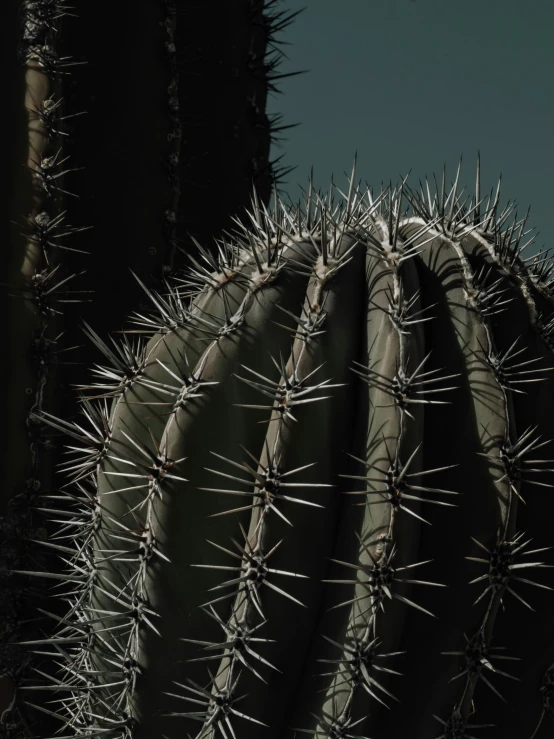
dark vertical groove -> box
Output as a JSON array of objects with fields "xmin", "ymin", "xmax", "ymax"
[
  {"xmin": 58, "ymin": 0, "xmax": 292, "ymax": 376},
  {"xmin": 2, "ymin": 1, "xmax": 298, "ymax": 735}
]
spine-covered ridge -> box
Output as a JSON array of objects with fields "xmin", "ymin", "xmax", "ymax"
[
  {"xmin": 1, "ymin": 1, "xmax": 88, "ymax": 735},
  {"xmin": 21, "ymin": 157, "xmax": 554, "ymax": 739},
  {"xmin": 2, "ymin": 1, "xmax": 304, "ymax": 735}
]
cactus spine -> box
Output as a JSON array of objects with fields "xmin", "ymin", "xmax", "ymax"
[
  {"xmin": 1, "ymin": 1, "xmax": 300, "ymax": 735},
  {"xmin": 24, "ymin": 158, "xmax": 554, "ymax": 738},
  {"xmin": 1, "ymin": 2, "xmax": 88, "ymax": 734}
]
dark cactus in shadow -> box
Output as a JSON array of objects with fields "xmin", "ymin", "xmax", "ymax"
[{"xmin": 0, "ymin": 1, "xmax": 302, "ymax": 735}]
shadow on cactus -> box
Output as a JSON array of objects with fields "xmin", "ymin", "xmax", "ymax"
[{"xmin": 22, "ymin": 158, "xmax": 554, "ymax": 738}]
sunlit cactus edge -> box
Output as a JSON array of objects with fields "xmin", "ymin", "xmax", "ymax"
[{"xmin": 21, "ymin": 157, "xmax": 554, "ymax": 739}]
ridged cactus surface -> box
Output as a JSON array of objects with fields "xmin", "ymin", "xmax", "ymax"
[
  {"xmin": 27, "ymin": 161, "xmax": 554, "ymax": 738},
  {"xmin": 1, "ymin": 1, "xmax": 300, "ymax": 734}
]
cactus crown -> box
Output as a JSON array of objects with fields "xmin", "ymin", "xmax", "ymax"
[{"xmin": 25, "ymin": 157, "xmax": 554, "ymax": 738}]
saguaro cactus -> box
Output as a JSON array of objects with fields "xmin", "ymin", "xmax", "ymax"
[
  {"xmin": 1, "ymin": 1, "xmax": 301, "ymax": 735},
  {"xmin": 26, "ymin": 159, "xmax": 554, "ymax": 738}
]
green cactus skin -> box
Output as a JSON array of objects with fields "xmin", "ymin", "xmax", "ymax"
[
  {"xmin": 1, "ymin": 2, "xmax": 88, "ymax": 734},
  {"xmin": 1, "ymin": 1, "xmax": 300, "ymax": 735},
  {"xmin": 24, "ymin": 159, "xmax": 554, "ymax": 738}
]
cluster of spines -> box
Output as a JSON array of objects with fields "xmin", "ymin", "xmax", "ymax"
[
  {"xmin": 2, "ymin": 1, "xmax": 306, "ymax": 735},
  {"xmin": 11, "ymin": 228, "xmax": 286, "ymax": 736},
  {"xmin": 237, "ymin": 164, "xmax": 554, "ymax": 739},
  {"xmin": 345, "ymin": 159, "xmax": 554, "ymax": 738},
  {"xmin": 175, "ymin": 161, "xmax": 554, "ymax": 737},
  {"xmin": 1, "ymin": 1, "xmax": 89, "ymax": 736},
  {"xmin": 300, "ymin": 179, "xmax": 457, "ymax": 736},
  {"xmin": 165, "ymin": 176, "xmax": 381, "ymax": 737},
  {"xmin": 20, "ymin": 157, "xmax": 554, "ymax": 739},
  {"xmin": 243, "ymin": 0, "xmax": 306, "ymax": 189},
  {"xmin": 18, "ymin": 171, "xmax": 368, "ymax": 736},
  {"xmin": 406, "ymin": 161, "xmax": 554, "ymax": 734},
  {"xmin": 23, "ymin": 337, "xmax": 174, "ymax": 735}
]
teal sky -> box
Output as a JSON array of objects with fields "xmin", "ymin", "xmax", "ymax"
[{"xmin": 267, "ymin": 0, "xmax": 554, "ymax": 258}]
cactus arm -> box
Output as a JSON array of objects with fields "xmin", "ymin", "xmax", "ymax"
[{"xmin": 0, "ymin": 3, "xmax": 86, "ymax": 734}]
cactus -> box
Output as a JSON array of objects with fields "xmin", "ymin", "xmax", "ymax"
[
  {"xmin": 21, "ymin": 156, "xmax": 554, "ymax": 738},
  {"xmin": 1, "ymin": 0, "xmax": 300, "ymax": 735}
]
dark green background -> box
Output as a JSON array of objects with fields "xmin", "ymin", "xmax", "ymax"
[{"xmin": 268, "ymin": 0, "xmax": 553, "ymax": 258}]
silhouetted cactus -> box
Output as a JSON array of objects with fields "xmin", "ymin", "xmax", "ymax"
[
  {"xmin": 1, "ymin": 1, "xmax": 300, "ymax": 735},
  {"xmin": 26, "ymin": 158, "xmax": 554, "ymax": 738}
]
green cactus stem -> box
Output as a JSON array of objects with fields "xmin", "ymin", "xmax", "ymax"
[
  {"xmin": 1, "ymin": 1, "xmax": 301, "ymax": 735},
  {"xmin": 1, "ymin": 2, "xmax": 88, "ymax": 734},
  {"xmin": 26, "ymin": 157, "xmax": 554, "ymax": 738}
]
